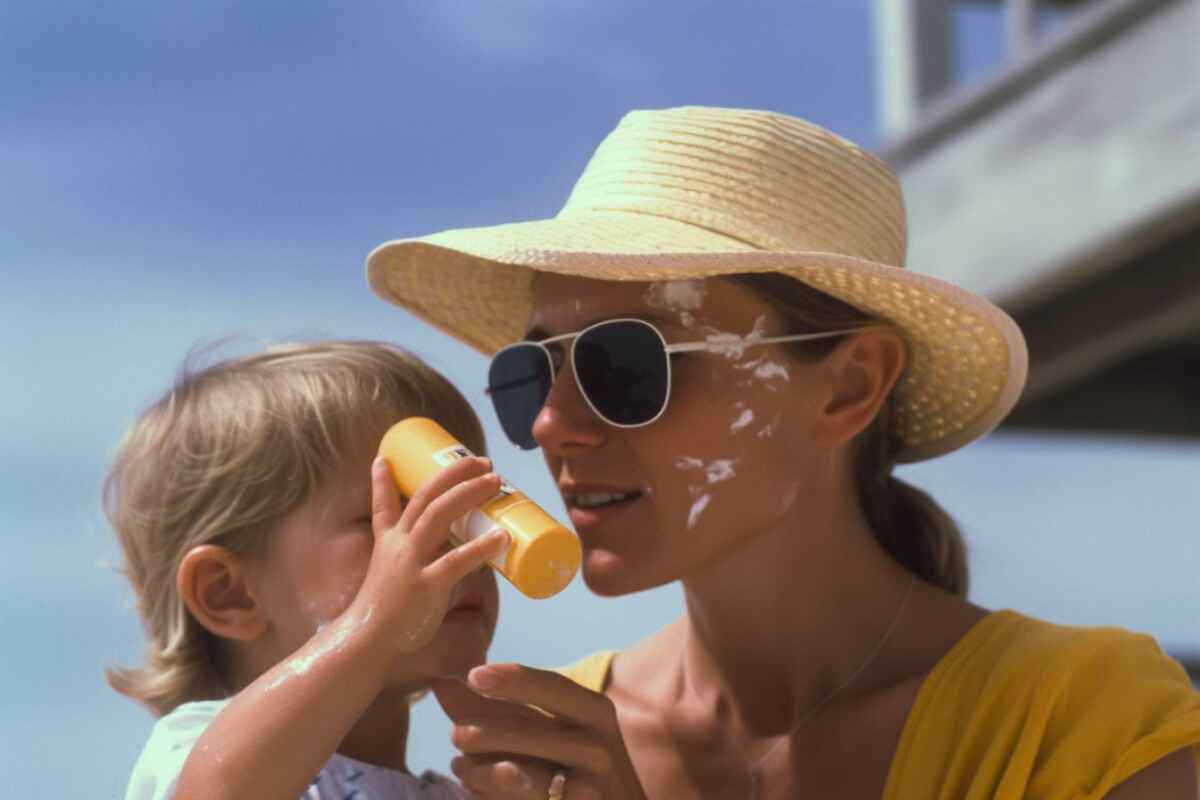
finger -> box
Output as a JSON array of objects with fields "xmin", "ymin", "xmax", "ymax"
[
  {"xmin": 432, "ymin": 677, "xmax": 550, "ymax": 725},
  {"xmin": 371, "ymin": 457, "xmax": 404, "ymax": 537},
  {"xmin": 397, "ymin": 455, "xmax": 491, "ymax": 531},
  {"xmin": 468, "ymin": 663, "xmax": 617, "ymax": 731},
  {"xmin": 452, "ymin": 755, "xmax": 570, "ymax": 800},
  {"xmin": 453, "ymin": 715, "xmax": 612, "ymax": 775},
  {"xmin": 427, "ymin": 527, "xmax": 511, "ymax": 587},
  {"xmin": 407, "ymin": 472, "xmax": 504, "ymax": 561}
]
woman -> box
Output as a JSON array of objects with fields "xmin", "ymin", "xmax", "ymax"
[{"xmin": 367, "ymin": 107, "xmax": 1200, "ymax": 799}]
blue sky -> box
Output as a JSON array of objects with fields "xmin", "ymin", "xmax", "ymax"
[{"xmin": 4, "ymin": 2, "xmax": 1197, "ymax": 796}]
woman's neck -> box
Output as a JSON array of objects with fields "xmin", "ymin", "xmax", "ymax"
[{"xmin": 675, "ymin": 485, "xmax": 914, "ymax": 739}]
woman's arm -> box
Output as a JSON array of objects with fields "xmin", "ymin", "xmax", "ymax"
[
  {"xmin": 435, "ymin": 663, "xmax": 648, "ymax": 799},
  {"xmin": 1103, "ymin": 747, "xmax": 1198, "ymax": 799}
]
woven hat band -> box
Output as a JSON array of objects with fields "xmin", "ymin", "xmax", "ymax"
[{"xmin": 558, "ymin": 107, "xmax": 908, "ymax": 266}]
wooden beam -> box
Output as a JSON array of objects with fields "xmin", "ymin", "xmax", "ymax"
[{"xmin": 1004, "ymin": 223, "xmax": 1200, "ymax": 435}]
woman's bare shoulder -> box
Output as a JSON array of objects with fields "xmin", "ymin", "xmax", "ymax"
[{"xmin": 606, "ymin": 616, "xmax": 688, "ymax": 706}]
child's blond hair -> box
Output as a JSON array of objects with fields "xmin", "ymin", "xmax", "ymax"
[{"xmin": 104, "ymin": 340, "xmax": 486, "ymax": 717}]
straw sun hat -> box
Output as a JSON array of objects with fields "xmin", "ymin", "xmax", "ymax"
[{"xmin": 367, "ymin": 106, "xmax": 1027, "ymax": 463}]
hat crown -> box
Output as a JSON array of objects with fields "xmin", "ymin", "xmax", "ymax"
[{"xmin": 559, "ymin": 107, "xmax": 907, "ymax": 266}]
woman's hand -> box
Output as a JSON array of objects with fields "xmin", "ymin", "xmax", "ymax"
[
  {"xmin": 354, "ymin": 455, "xmax": 510, "ymax": 657},
  {"xmin": 434, "ymin": 664, "xmax": 648, "ymax": 799}
]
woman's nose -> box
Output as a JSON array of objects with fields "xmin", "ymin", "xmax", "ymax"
[{"xmin": 531, "ymin": 358, "xmax": 605, "ymax": 453}]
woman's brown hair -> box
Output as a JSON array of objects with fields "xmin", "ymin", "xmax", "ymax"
[{"xmin": 730, "ymin": 274, "xmax": 968, "ymax": 596}]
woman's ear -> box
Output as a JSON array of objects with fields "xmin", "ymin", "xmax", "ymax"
[
  {"xmin": 177, "ymin": 544, "xmax": 268, "ymax": 642},
  {"xmin": 812, "ymin": 329, "xmax": 907, "ymax": 447}
]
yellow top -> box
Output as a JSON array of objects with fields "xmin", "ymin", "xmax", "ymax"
[{"xmin": 558, "ymin": 611, "xmax": 1200, "ymax": 799}]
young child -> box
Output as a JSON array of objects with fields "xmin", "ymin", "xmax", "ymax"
[{"xmin": 106, "ymin": 340, "xmax": 512, "ymax": 799}]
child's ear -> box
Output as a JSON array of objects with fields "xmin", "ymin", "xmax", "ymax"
[
  {"xmin": 811, "ymin": 329, "xmax": 907, "ymax": 448},
  {"xmin": 177, "ymin": 544, "xmax": 268, "ymax": 642}
]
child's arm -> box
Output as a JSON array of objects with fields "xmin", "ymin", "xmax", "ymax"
[{"xmin": 172, "ymin": 455, "xmax": 509, "ymax": 800}]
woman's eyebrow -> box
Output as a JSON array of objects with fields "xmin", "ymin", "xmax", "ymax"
[
  {"xmin": 523, "ymin": 324, "xmax": 551, "ymax": 342},
  {"xmin": 522, "ymin": 314, "xmax": 685, "ymax": 341}
]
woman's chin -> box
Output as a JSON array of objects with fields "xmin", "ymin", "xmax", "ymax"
[{"xmin": 581, "ymin": 549, "xmax": 664, "ymax": 597}]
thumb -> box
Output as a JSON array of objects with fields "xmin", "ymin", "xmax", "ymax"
[{"xmin": 432, "ymin": 676, "xmax": 527, "ymax": 724}]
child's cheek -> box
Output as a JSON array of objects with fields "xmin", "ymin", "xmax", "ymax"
[{"xmin": 305, "ymin": 539, "xmax": 373, "ymax": 634}]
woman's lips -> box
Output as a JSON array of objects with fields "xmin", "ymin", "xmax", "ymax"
[{"xmin": 566, "ymin": 493, "xmax": 643, "ymax": 530}]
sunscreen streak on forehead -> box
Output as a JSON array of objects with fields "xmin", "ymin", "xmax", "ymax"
[{"xmin": 644, "ymin": 280, "xmax": 707, "ymax": 313}]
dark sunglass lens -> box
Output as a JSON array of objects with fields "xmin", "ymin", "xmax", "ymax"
[
  {"xmin": 575, "ymin": 321, "xmax": 669, "ymax": 426},
  {"xmin": 488, "ymin": 345, "xmax": 552, "ymax": 449}
]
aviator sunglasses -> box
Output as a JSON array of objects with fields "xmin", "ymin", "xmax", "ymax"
[{"xmin": 486, "ymin": 317, "xmax": 871, "ymax": 450}]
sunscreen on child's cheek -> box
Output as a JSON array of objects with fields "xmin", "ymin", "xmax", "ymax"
[{"xmin": 378, "ymin": 417, "xmax": 581, "ymax": 599}]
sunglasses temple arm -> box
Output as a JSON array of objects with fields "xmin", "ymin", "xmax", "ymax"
[
  {"xmin": 484, "ymin": 374, "xmax": 547, "ymax": 396},
  {"xmin": 664, "ymin": 327, "xmax": 879, "ymax": 355},
  {"xmin": 663, "ymin": 342, "xmax": 713, "ymax": 354},
  {"xmin": 752, "ymin": 328, "xmax": 875, "ymax": 345}
]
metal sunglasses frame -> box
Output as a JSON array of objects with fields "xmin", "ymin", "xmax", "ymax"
[{"xmin": 486, "ymin": 317, "xmax": 876, "ymax": 438}]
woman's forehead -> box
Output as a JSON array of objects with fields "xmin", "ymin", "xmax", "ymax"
[{"xmin": 528, "ymin": 275, "xmax": 767, "ymax": 334}]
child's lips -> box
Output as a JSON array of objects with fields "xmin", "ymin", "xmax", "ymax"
[{"xmin": 444, "ymin": 592, "xmax": 485, "ymax": 623}]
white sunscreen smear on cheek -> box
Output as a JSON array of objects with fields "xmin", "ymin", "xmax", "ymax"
[
  {"xmin": 730, "ymin": 406, "xmax": 754, "ymax": 433},
  {"xmin": 688, "ymin": 494, "xmax": 710, "ymax": 529},
  {"xmin": 673, "ymin": 456, "xmax": 739, "ymax": 485},
  {"xmin": 754, "ymin": 359, "xmax": 790, "ymax": 383},
  {"xmin": 673, "ymin": 456, "xmax": 739, "ymax": 529},
  {"xmin": 704, "ymin": 459, "xmax": 737, "ymax": 484},
  {"xmin": 756, "ymin": 411, "xmax": 783, "ymax": 439},
  {"xmin": 704, "ymin": 316, "xmax": 771, "ymax": 360}
]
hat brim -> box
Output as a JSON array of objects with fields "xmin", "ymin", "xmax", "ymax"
[{"xmin": 367, "ymin": 210, "xmax": 1027, "ymax": 463}]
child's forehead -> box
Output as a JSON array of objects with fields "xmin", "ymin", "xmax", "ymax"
[
  {"xmin": 313, "ymin": 434, "xmax": 381, "ymax": 496},
  {"xmin": 304, "ymin": 462, "xmax": 372, "ymax": 521}
]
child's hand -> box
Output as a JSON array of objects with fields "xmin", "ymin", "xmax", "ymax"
[{"xmin": 353, "ymin": 455, "xmax": 509, "ymax": 656}]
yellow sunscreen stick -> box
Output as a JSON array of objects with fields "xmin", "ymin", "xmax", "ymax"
[{"xmin": 378, "ymin": 417, "xmax": 581, "ymax": 600}]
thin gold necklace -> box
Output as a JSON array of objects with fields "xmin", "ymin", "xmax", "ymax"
[{"xmin": 745, "ymin": 573, "xmax": 916, "ymax": 800}]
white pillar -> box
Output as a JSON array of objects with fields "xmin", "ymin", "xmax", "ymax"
[
  {"xmin": 1007, "ymin": 0, "xmax": 1038, "ymax": 57},
  {"xmin": 874, "ymin": 0, "xmax": 954, "ymax": 139}
]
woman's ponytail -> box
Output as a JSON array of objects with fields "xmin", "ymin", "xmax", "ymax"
[
  {"xmin": 855, "ymin": 405, "xmax": 969, "ymax": 596},
  {"xmin": 732, "ymin": 273, "xmax": 971, "ymax": 595}
]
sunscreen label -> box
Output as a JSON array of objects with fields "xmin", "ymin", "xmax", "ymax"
[
  {"xmin": 431, "ymin": 444, "xmax": 518, "ymax": 495},
  {"xmin": 431, "ymin": 443, "xmax": 473, "ymax": 466},
  {"xmin": 449, "ymin": 510, "xmax": 511, "ymax": 568}
]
